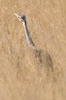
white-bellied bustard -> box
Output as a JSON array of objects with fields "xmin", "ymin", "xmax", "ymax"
[{"xmin": 15, "ymin": 13, "xmax": 53, "ymax": 75}]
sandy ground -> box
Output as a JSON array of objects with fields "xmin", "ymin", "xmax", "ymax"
[{"xmin": 0, "ymin": 0, "xmax": 66, "ymax": 100}]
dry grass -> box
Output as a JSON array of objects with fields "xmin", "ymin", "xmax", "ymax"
[{"xmin": 0, "ymin": 0, "xmax": 66, "ymax": 100}]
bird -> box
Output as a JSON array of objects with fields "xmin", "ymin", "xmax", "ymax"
[{"xmin": 15, "ymin": 13, "xmax": 53, "ymax": 72}]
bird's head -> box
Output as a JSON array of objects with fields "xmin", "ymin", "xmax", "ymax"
[{"xmin": 15, "ymin": 13, "xmax": 26, "ymax": 22}]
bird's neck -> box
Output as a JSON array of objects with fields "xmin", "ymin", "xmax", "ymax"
[{"xmin": 22, "ymin": 21, "xmax": 35, "ymax": 47}]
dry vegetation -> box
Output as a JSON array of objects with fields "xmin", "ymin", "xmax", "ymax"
[{"xmin": 0, "ymin": 0, "xmax": 66, "ymax": 100}]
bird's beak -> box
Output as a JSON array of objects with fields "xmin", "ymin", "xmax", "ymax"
[{"xmin": 14, "ymin": 13, "xmax": 19, "ymax": 18}]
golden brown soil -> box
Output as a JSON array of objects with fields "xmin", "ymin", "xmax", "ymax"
[{"xmin": 0, "ymin": 0, "xmax": 66, "ymax": 100}]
